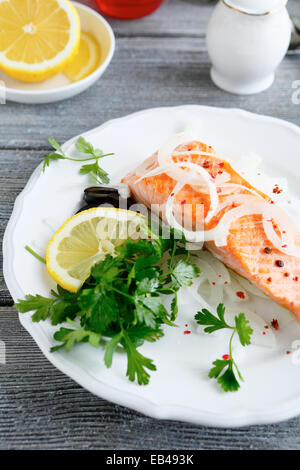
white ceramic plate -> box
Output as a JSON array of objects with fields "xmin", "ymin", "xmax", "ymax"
[
  {"xmin": 0, "ymin": 2, "xmax": 115, "ymax": 104},
  {"xmin": 4, "ymin": 105, "xmax": 300, "ymax": 427}
]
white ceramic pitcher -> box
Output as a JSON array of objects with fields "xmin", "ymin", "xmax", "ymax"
[{"xmin": 206, "ymin": 0, "xmax": 292, "ymax": 94}]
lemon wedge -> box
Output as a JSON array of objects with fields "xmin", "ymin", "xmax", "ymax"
[
  {"xmin": 46, "ymin": 207, "xmax": 143, "ymax": 292},
  {"xmin": 0, "ymin": 0, "xmax": 80, "ymax": 82},
  {"xmin": 64, "ymin": 31, "xmax": 101, "ymax": 82}
]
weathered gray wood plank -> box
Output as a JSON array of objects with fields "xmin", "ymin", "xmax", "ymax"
[
  {"xmin": 1, "ymin": 306, "xmax": 300, "ymax": 450},
  {"xmin": 80, "ymin": 0, "xmax": 300, "ymax": 37},
  {"xmin": 0, "ymin": 149, "xmax": 45, "ymax": 303},
  {"xmin": 0, "ymin": 36, "xmax": 299, "ymax": 149}
]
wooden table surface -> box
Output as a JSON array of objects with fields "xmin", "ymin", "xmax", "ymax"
[{"xmin": 1, "ymin": 0, "xmax": 300, "ymax": 450}]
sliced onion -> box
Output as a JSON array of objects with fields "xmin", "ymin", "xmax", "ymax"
[
  {"xmin": 224, "ymin": 276, "xmax": 249, "ymax": 302},
  {"xmin": 172, "ymin": 149, "xmax": 228, "ymax": 160},
  {"xmin": 196, "ymin": 250, "xmax": 231, "ymax": 285},
  {"xmin": 135, "ymin": 160, "xmax": 216, "ymax": 195},
  {"xmin": 230, "ymin": 272, "xmax": 267, "ymax": 299},
  {"xmin": 187, "ymin": 281, "xmax": 212, "ymax": 310},
  {"xmin": 134, "ymin": 163, "xmax": 175, "ymax": 185},
  {"xmin": 157, "ymin": 130, "xmax": 230, "ymax": 184},
  {"xmin": 214, "ymin": 201, "xmax": 269, "ymax": 247},
  {"xmin": 258, "ymin": 304, "xmax": 294, "ymax": 329},
  {"xmin": 186, "ymin": 241, "xmax": 207, "ymax": 251},
  {"xmin": 202, "ymin": 279, "xmax": 223, "ymax": 307},
  {"xmin": 157, "ymin": 131, "xmax": 198, "ymax": 181},
  {"xmin": 193, "ymin": 257, "xmax": 220, "ymax": 284},
  {"xmin": 225, "ymin": 307, "xmax": 276, "ymax": 348},
  {"xmin": 214, "ymin": 172, "xmax": 231, "ymax": 184},
  {"xmin": 214, "ymin": 198, "xmax": 300, "ymax": 256},
  {"xmin": 134, "ymin": 154, "xmax": 158, "ymax": 177},
  {"xmin": 173, "ymin": 162, "xmax": 219, "ymax": 221},
  {"xmin": 188, "ymin": 278, "xmax": 223, "ymax": 310},
  {"xmin": 162, "ymin": 161, "xmax": 220, "ymax": 242},
  {"xmin": 165, "ymin": 176, "xmax": 217, "ymax": 243},
  {"xmin": 214, "ymin": 195, "xmax": 260, "ymax": 217},
  {"xmin": 189, "ymin": 255, "xmax": 225, "ymax": 306}
]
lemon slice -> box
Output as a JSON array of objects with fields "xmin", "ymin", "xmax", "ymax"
[
  {"xmin": 46, "ymin": 207, "xmax": 143, "ymax": 292},
  {"xmin": 64, "ymin": 31, "xmax": 101, "ymax": 82},
  {"xmin": 0, "ymin": 0, "xmax": 80, "ymax": 82}
]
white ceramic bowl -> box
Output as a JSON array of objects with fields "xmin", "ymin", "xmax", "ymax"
[{"xmin": 0, "ymin": 2, "xmax": 115, "ymax": 104}]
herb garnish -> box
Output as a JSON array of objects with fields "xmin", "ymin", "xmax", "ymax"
[
  {"xmin": 195, "ymin": 304, "xmax": 253, "ymax": 392},
  {"xmin": 42, "ymin": 136, "xmax": 114, "ymax": 184},
  {"xmin": 25, "ymin": 245, "xmax": 46, "ymax": 264},
  {"xmin": 15, "ymin": 229, "xmax": 200, "ymax": 385}
]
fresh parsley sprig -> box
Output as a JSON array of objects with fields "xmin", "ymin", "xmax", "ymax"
[
  {"xmin": 42, "ymin": 136, "xmax": 114, "ymax": 184},
  {"xmin": 15, "ymin": 229, "xmax": 200, "ymax": 386},
  {"xmin": 195, "ymin": 304, "xmax": 253, "ymax": 392}
]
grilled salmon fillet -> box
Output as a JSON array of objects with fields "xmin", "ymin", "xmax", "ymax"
[{"xmin": 122, "ymin": 141, "xmax": 300, "ymax": 319}]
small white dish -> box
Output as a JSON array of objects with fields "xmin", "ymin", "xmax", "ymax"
[
  {"xmin": 4, "ymin": 105, "xmax": 300, "ymax": 427},
  {"xmin": 0, "ymin": 2, "xmax": 115, "ymax": 104}
]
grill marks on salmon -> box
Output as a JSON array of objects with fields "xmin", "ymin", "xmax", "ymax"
[{"xmin": 122, "ymin": 141, "xmax": 300, "ymax": 319}]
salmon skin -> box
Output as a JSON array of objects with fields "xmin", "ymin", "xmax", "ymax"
[{"xmin": 122, "ymin": 140, "xmax": 300, "ymax": 320}]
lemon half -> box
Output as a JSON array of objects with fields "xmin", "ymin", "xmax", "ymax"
[
  {"xmin": 46, "ymin": 207, "xmax": 143, "ymax": 292},
  {"xmin": 0, "ymin": 0, "xmax": 80, "ymax": 82}
]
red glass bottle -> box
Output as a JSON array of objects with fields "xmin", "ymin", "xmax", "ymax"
[{"xmin": 96, "ymin": 0, "xmax": 164, "ymax": 20}]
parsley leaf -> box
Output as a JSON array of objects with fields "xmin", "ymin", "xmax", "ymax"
[
  {"xmin": 15, "ymin": 294, "xmax": 56, "ymax": 322},
  {"xmin": 104, "ymin": 332, "xmax": 123, "ymax": 368},
  {"xmin": 126, "ymin": 324, "xmax": 164, "ymax": 345},
  {"xmin": 137, "ymin": 277, "xmax": 159, "ymax": 294},
  {"xmin": 76, "ymin": 136, "xmax": 104, "ymax": 158},
  {"xmin": 51, "ymin": 321, "xmax": 101, "ymax": 352},
  {"xmin": 208, "ymin": 359, "xmax": 240, "ymax": 392},
  {"xmin": 79, "ymin": 162, "xmax": 98, "ymax": 175},
  {"xmin": 14, "ymin": 293, "xmax": 79, "ymax": 325},
  {"xmin": 235, "ymin": 313, "xmax": 253, "ymax": 346},
  {"xmin": 194, "ymin": 303, "xmax": 230, "ymax": 333},
  {"xmin": 134, "ymin": 296, "xmax": 157, "ymax": 328},
  {"xmin": 122, "ymin": 331, "xmax": 156, "ymax": 385},
  {"xmin": 195, "ymin": 304, "xmax": 253, "ymax": 392},
  {"xmin": 42, "ymin": 153, "xmax": 64, "ymax": 172},
  {"xmin": 16, "ymin": 223, "xmax": 199, "ymax": 386},
  {"xmin": 42, "ymin": 136, "xmax": 114, "ymax": 184},
  {"xmin": 78, "ymin": 288, "xmax": 119, "ymax": 333},
  {"xmin": 80, "ymin": 161, "xmax": 110, "ymax": 185},
  {"xmin": 209, "ymin": 359, "xmax": 228, "ymax": 379},
  {"xmin": 217, "ymin": 365, "xmax": 240, "ymax": 392},
  {"xmin": 170, "ymin": 292, "xmax": 178, "ymax": 321},
  {"xmin": 171, "ymin": 260, "xmax": 200, "ymax": 288},
  {"xmin": 91, "ymin": 256, "xmax": 121, "ymax": 283},
  {"xmin": 48, "ymin": 138, "xmax": 65, "ymax": 154}
]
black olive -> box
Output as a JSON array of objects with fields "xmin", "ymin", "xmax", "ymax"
[
  {"xmin": 77, "ymin": 186, "xmax": 137, "ymax": 214},
  {"xmin": 84, "ymin": 186, "xmax": 120, "ymax": 204}
]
